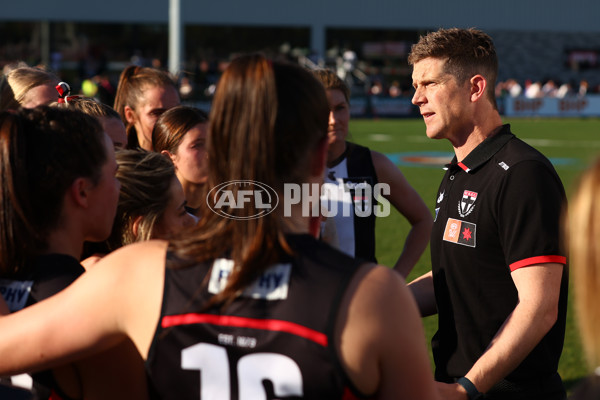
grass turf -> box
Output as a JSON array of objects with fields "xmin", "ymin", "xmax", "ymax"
[{"xmin": 348, "ymin": 117, "xmax": 600, "ymax": 392}]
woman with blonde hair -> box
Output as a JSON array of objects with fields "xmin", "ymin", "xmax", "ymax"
[
  {"xmin": 0, "ymin": 65, "xmax": 59, "ymax": 110},
  {"xmin": 312, "ymin": 68, "xmax": 432, "ymax": 277},
  {"xmin": 566, "ymin": 157, "xmax": 600, "ymax": 399}
]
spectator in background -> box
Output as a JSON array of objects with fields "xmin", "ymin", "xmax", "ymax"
[
  {"xmin": 51, "ymin": 96, "xmax": 127, "ymax": 149},
  {"xmin": 565, "ymin": 157, "xmax": 600, "ymax": 399},
  {"xmin": 152, "ymin": 106, "xmax": 209, "ymax": 217},
  {"xmin": 524, "ymin": 79, "xmax": 542, "ymax": 98},
  {"xmin": 0, "ymin": 65, "xmax": 59, "ymax": 111},
  {"xmin": 542, "ymin": 79, "xmax": 558, "ymax": 97},
  {"xmin": 556, "ymin": 81, "xmax": 575, "ymax": 98},
  {"xmin": 388, "ymin": 80, "xmax": 402, "ymax": 97},
  {"xmin": 113, "ymin": 65, "xmax": 180, "ymax": 151},
  {"xmin": 178, "ymin": 76, "xmax": 194, "ymax": 100},
  {"xmin": 578, "ymin": 79, "xmax": 589, "ymax": 97},
  {"xmin": 506, "ymin": 78, "xmax": 523, "ymax": 97}
]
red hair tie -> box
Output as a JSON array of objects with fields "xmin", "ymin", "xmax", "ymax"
[{"xmin": 56, "ymin": 81, "xmax": 71, "ymax": 103}]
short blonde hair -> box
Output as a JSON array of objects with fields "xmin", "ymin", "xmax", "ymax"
[
  {"xmin": 567, "ymin": 156, "xmax": 600, "ymax": 368},
  {"xmin": 0, "ymin": 66, "xmax": 59, "ymax": 111}
]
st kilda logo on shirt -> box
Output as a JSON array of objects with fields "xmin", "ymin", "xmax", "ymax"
[{"xmin": 458, "ymin": 190, "xmax": 478, "ymax": 218}]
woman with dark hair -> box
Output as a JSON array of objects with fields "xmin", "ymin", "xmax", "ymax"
[
  {"xmin": 113, "ymin": 65, "xmax": 180, "ymax": 150},
  {"xmin": 0, "ymin": 107, "xmax": 146, "ymax": 399},
  {"xmin": 0, "ymin": 56, "xmax": 438, "ymax": 399},
  {"xmin": 152, "ymin": 106, "xmax": 209, "ymax": 216}
]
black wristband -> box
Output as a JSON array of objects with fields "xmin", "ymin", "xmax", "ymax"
[{"xmin": 457, "ymin": 377, "xmax": 483, "ymax": 400}]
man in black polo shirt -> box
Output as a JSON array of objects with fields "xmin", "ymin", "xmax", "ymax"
[{"xmin": 408, "ymin": 28, "xmax": 568, "ymax": 400}]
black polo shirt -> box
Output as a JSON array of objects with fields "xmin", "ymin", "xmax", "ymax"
[{"xmin": 430, "ymin": 124, "xmax": 568, "ymax": 383}]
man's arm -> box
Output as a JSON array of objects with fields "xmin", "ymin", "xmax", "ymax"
[
  {"xmin": 407, "ymin": 270, "xmax": 438, "ymax": 317},
  {"xmin": 436, "ymin": 263, "xmax": 564, "ymax": 399}
]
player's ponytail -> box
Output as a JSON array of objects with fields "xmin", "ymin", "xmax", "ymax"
[
  {"xmin": 114, "ymin": 65, "xmax": 178, "ymax": 149},
  {"xmin": 170, "ymin": 54, "xmax": 328, "ymax": 308}
]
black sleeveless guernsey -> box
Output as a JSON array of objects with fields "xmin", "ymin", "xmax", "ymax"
[
  {"xmin": 0, "ymin": 254, "xmax": 85, "ymax": 400},
  {"xmin": 145, "ymin": 234, "xmax": 371, "ymax": 400},
  {"xmin": 321, "ymin": 142, "xmax": 378, "ymax": 263}
]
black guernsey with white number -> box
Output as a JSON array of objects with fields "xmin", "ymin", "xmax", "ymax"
[
  {"xmin": 431, "ymin": 125, "xmax": 568, "ymax": 396},
  {"xmin": 321, "ymin": 141, "xmax": 378, "ymax": 262},
  {"xmin": 145, "ymin": 234, "xmax": 369, "ymax": 400},
  {"xmin": 0, "ymin": 254, "xmax": 85, "ymax": 400}
]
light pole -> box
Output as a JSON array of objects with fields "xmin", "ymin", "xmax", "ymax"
[{"xmin": 169, "ymin": 0, "xmax": 183, "ymax": 77}]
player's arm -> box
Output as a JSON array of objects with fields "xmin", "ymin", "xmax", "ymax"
[
  {"xmin": 436, "ymin": 263, "xmax": 564, "ymax": 399},
  {"xmin": 337, "ymin": 263, "xmax": 440, "ymax": 399},
  {"xmin": 0, "ymin": 240, "xmax": 167, "ymax": 376},
  {"xmin": 407, "ymin": 270, "xmax": 438, "ymax": 317},
  {"xmin": 371, "ymin": 150, "xmax": 433, "ymax": 278}
]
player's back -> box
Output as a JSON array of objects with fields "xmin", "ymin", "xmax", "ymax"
[{"xmin": 145, "ymin": 233, "xmax": 368, "ymax": 400}]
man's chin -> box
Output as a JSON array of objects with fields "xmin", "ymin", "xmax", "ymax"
[{"xmin": 425, "ymin": 128, "xmax": 441, "ymax": 140}]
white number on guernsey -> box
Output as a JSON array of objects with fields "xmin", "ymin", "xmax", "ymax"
[{"xmin": 182, "ymin": 343, "xmax": 303, "ymax": 399}]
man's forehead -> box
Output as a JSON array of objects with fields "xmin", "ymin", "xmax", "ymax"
[{"xmin": 411, "ymin": 58, "xmax": 447, "ymax": 80}]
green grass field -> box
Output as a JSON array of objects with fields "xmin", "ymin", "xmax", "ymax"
[{"xmin": 348, "ymin": 117, "xmax": 600, "ymax": 392}]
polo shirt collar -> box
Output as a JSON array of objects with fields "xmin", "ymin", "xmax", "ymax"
[{"xmin": 445, "ymin": 124, "xmax": 514, "ymax": 173}]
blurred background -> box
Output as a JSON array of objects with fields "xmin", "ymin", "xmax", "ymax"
[{"xmin": 2, "ymin": 0, "xmax": 600, "ymax": 117}]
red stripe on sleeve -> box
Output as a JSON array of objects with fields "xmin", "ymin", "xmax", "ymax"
[
  {"xmin": 161, "ymin": 313, "xmax": 328, "ymax": 346},
  {"xmin": 509, "ymin": 255, "xmax": 567, "ymax": 272}
]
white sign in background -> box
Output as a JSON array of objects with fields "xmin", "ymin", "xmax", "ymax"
[{"xmin": 504, "ymin": 95, "xmax": 600, "ymax": 117}]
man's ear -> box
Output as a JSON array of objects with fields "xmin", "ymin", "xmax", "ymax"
[
  {"xmin": 124, "ymin": 105, "xmax": 137, "ymax": 125},
  {"xmin": 310, "ymin": 138, "xmax": 328, "ymax": 177},
  {"xmin": 470, "ymin": 75, "xmax": 487, "ymax": 103},
  {"xmin": 69, "ymin": 177, "xmax": 92, "ymax": 208}
]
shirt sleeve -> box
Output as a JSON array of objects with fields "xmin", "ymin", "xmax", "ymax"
[{"xmin": 497, "ymin": 160, "xmax": 567, "ymax": 271}]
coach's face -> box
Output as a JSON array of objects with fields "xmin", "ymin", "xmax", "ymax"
[{"xmin": 411, "ymin": 57, "xmax": 472, "ymax": 144}]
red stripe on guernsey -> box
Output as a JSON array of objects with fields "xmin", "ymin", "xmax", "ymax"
[
  {"xmin": 162, "ymin": 313, "xmax": 328, "ymax": 346},
  {"xmin": 509, "ymin": 255, "xmax": 567, "ymax": 272},
  {"xmin": 50, "ymin": 390, "xmax": 65, "ymax": 400},
  {"xmin": 458, "ymin": 162, "xmax": 470, "ymax": 172},
  {"xmin": 342, "ymin": 387, "xmax": 369, "ymax": 400}
]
